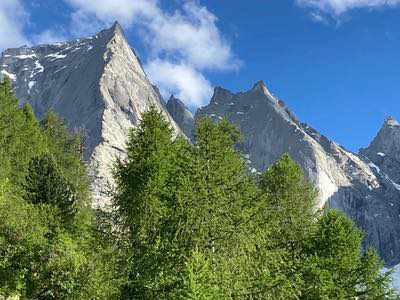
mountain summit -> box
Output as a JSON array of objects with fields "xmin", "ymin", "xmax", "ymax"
[
  {"xmin": 195, "ymin": 82, "xmax": 400, "ymax": 266},
  {"xmin": 0, "ymin": 23, "xmax": 180, "ymax": 207}
]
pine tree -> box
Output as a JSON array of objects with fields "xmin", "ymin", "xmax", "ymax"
[
  {"xmin": 259, "ymin": 153, "xmax": 317, "ymax": 253},
  {"xmin": 24, "ymin": 154, "xmax": 77, "ymax": 225},
  {"xmin": 0, "ymin": 79, "xmax": 46, "ymax": 187},
  {"xmin": 301, "ymin": 210, "xmax": 397, "ymax": 299}
]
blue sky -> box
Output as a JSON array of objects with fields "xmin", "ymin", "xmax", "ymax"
[{"xmin": 1, "ymin": 0, "xmax": 400, "ymax": 151}]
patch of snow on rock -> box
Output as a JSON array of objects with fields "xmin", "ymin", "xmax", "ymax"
[
  {"xmin": 369, "ymin": 162, "xmax": 381, "ymax": 173},
  {"xmin": 28, "ymin": 81, "xmax": 35, "ymax": 91},
  {"xmin": 46, "ymin": 53, "xmax": 67, "ymax": 60},
  {"xmin": 1, "ymin": 70, "xmax": 16, "ymax": 81},
  {"xmin": 15, "ymin": 54, "xmax": 36, "ymax": 60}
]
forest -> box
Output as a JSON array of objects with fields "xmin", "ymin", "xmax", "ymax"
[{"xmin": 0, "ymin": 77, "xmax": 398, "ymax": 299}]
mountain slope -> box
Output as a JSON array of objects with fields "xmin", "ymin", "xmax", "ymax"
[
  {"xmin": 360, "ymin": 117, "xmax": 400, "ymax": 184},
  {"xmin": 166, "ymin": 95, "xmax": 195, "ymax": 140},
  {"xmin": 196, "ymin": 81, "xmax": 400, "ymax": 266},
  {"xmin": 0, "ymin": 22, "xmax": 180, "ymax": 207}
]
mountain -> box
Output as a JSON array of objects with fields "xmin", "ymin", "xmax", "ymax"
[
  {"xmin": 0, "ymin": 22, "xmax": 180, "ymax": 207},
  {"xmin": 2, "ymin": 22, "xmax": 400, "ymax": 268},
  {"xmin": 195, "ymin": 81, "xmax": 400, "ymax": 267},
  {"xmin": 166, "ymin": 95, "xmax": 195, "ymax": 140},
  {"xmin": 360, "ymin": 117, "xmax": 400, "ymax": 185}
]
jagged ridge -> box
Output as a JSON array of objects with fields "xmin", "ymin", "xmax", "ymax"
[
  {"xmin": 0, "ymin": 22, "xmax": 180, "ymax": 207},
  {"xmin": 194, "ymin": 81, "xmax": 400, "ymax": 267}
]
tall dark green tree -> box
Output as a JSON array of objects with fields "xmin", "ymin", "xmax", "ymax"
[
  {"xmin": 0, "ymin": 79, "xmax": 123, "ymax": 299},
  {"xmin": 259, "ymin": 153, "xmax": 317, "ymax": 253},
  {"xmin": 0, "ymin": 78, "xmax": 45, "ymax": 187},
  {"xmin": 24, "ymin": 154, "xmax": 77, "ymax": 224},
  {"xmin": 301, "ymin": 210, "xmax": 396, "ymax": 299}
]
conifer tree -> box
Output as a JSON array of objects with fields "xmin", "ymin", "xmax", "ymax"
[
  {"xmin": 301, "ymin": 210, "xmax": 397, "ymax": 299},
  {"xmin": 24, "ymin": 153, "xmax": 77, "ymax": 224},
  {"xmin": 259, "ymin": 153, "xmax": 317, "ymax": 253}
]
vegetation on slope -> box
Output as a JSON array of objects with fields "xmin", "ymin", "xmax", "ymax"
[{"xmin": 0, "ymin": 78, "xmax": 397, "ymax": 299}]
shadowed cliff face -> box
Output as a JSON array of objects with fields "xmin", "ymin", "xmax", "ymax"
[
  {"xmin": 0, "ymin": 22, "xmax": 180, "ymax": 207},
  {"xmin": 195, "ymin": 81, "xmax": 400, "ymax": 266},
  {"xmin": 166, "ymin": 95, "xmax": 195, "ymax": 140}
]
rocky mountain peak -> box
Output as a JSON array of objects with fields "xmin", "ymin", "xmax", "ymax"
[
  {"xmin": 251, "ymin": 80, "xmax": 275, "ymax": 99},
  {"xmin": 384, "ymin": 116, "xmax": 400, "ymax": 127},
  {"xmin": 360, "ymin": 117, "xmax": 400, "ymax": 185},
  {"xmin": 166, "ymin": 95, "xmax": 194, "ymax": 140},
  {"xmin": 0, "ymin": 23, "xmax": 180, "ymax": 207},
  {"xmin": 197, "ymin": 83, "xmax": 400, "ymax": 266},
  {"xmin": 168, "ymin": 94, "xmax": 185, "ymax": 107}
]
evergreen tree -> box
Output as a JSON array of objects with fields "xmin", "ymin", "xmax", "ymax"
[
  {"xmin": 259, "ymin": 153, "xmax": 317, "ymax": 253},
  {"xmin": 0, "ymin": 80, "xmax": 123, "ymax": 299},
  {"xmin": 0, "ymin": 78, "xmax": 45, "ymax": 187},
  {"xmin": 301, "ymin": 210, "xmax": 397, "ymax": 299},
  {"xmin": 24, "ymin": 154, "xmax": 77, "ymax": 225}
]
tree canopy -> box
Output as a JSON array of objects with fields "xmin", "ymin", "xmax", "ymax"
[{"xmin": 0, "ymin": 81, "xmax": 397, "ymax": 299}]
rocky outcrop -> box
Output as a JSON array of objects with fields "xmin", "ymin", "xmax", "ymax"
[
  {"xmin": 196, "ymin": 81, "xmax": 400, "ymax": 266},
  {"xmin": 0, "ymin": 22, "xmax": 180, "ymax": 207},
  {"xmin": 360, "ymin": 117, "xmax": 400, "ymax": 185},
  {"xmin": 166, "ymin": 95, "xmax": 195, "ymax": 140}
]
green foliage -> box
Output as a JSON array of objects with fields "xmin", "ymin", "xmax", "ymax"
[
  {"xmin": 0, "ymin": 79, "xmax": 396, "ymax": 299},
  {"xmin": 301, "ymin": 210, "xmax": 397, "ymax": 299},
  {"xmin": 24, "ymin": 154, "xmax": 77, "ymax": 225},
  {"xmin": 0, "ymin": 80, "xmax": 123, "ymax": 299},
  {"xmin": 113, "ymin": 108, "xmax": 396, "ymax": 299},
  {"xmin": 0, "ymin": 79, "xmax": 45, "ymax": 187}
]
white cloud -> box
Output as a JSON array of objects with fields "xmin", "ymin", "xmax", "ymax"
[
  {"xmin": 0, "ymin": 0, "xmax": 29, "ymax": 51},
  {"xmin": 297, "ymin": 0, "xmax": 400, "ymax": 15},
  {"xmin": 146, "ymin": 59, "xmax": 213, "ymax": 108},
  {"xmin": 0, "ymin": 1, "xmax": 70, "ymax": 52},
  {"xmin": 1, "ymin": 0, "xmax": 238, "ymax": 107},
  {"xmin": 64, "ymin": 0, "xmax": 239, "ymax": 107},
  {"xmin": 31, "ymin": 30, "xmax": 68, "ymax": 45}
]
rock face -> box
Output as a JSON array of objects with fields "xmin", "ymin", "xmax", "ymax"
[
  {"xmin": 0, "ymin": 22, "xmax": 180, "ymax": 207},
  {"xmin": 196, "ymin": 81, "xmax": 400, "ymax": 266},
  {"xmin": 360, "ymin": 117, "xmax": 400, "ymax": 185},
  {"xmin": 166, "ymin": 95, "xmax": 195, "ymax": 140}
]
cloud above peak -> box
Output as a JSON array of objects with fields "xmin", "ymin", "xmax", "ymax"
[
  {"xmin": 0, "ymin": 0, "xmax": 238, "ymax": 108},
  {"xmin": 65, "ymin": 0, "xmax": 239, "ymax": 107},
  {"xmin": 297, "ymin": 0, "xmax": 400, "ymax": 16},
  {"xmin": 0, "ymin": 0, "xmax": 29, "ymax": 50}
]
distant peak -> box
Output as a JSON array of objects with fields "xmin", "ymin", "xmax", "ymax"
[
  {"xmin": 251, "ymin": 80, "xmax": 274, "ymax": 98},
  {"xmin": 110, "ymin": 21, "xmax": 123, "ymax": 32},
  {"xmin": 167, "ymin": 95, "xmax": 187, "ymax": 109},
  {"xmin": 252, "ymin": 80, "xmax": 266, "ymax": 90},
  {"xmin": 99, "ymin": 21, "xmax": 125, "ymax": 41},
  {"xmin": 109, "ymin": 21, "xmax": 124, "ymax": 34},
  {"xmin": 169, "ymin": 94, "xmax": 178, "ymax": 101},
  {"xmin": 384, "ymin": 116, "xmax": 400, "ymax": 127}
]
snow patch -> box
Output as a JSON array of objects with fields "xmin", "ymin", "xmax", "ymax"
[
  {"xmin": 15, "ymin": 54, "xmax": 36, "ymax": 60},
  {"xmin": 368, "ymin": 162, "xmax": 381, "ymax": 173},
  {"xmin": 377, "ymin": 152, "xmax": 386, "ymax": 157},
  {"xmin": 1, "ymin": 70, "xmax": 16, "ymax": 81},
  {"xmin": 28, "ymin": 81, "xmax": 36, "ymax": 92},
  {"xmin": 46, "ymin": 53, "xmax": 67, "ymax": 60},
  {"xmin": 35, "ymin": 60, "xmax": 44, "ymax": 73},
  {"xmin": 54, "ymin": 66, "xmax": 67, "ymax": 73}
]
